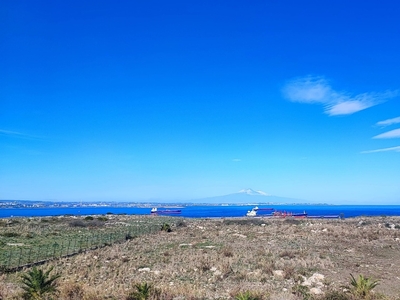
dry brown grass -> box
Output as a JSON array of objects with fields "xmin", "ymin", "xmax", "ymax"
[{"xmin": 1, "ymin": 216, "xmax": 400, "ymax": 299}]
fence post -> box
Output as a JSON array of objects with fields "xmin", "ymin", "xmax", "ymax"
[
  {"xmin": 8, "ymin": 250, "xmax": 12, "ymax": 268},
  {"xmin": 28, "ymin": 248, "xmax": 32, "ymax": 264},
  {"xmin": 18, "ymin": 247, "xmax": 22, "ymax": 266},
  {"xmin": 36, "ymin": 246, "xmax": 40, "ymax": 262},
  {"xmin": 67, "ymin": 240, "xmax": 71, "ymax": 256}
]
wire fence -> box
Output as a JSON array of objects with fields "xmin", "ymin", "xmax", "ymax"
[{"xmin": 0, "ymin": 218, "xmax": 181, "ymax": 272}]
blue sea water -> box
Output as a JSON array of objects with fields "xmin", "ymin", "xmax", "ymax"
[{"xmin": 1, "ymin": 205, "xmax": 400, "ymax": 218}]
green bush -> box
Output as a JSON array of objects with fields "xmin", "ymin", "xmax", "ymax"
[
  {"xmin": 292, "ymin": 284, "xmax": 311, "ymax": 300},
  {"xmin": 1, "ymin": 232, "xmax": 20, "ymax": 238},
  {"xmin": 176, "ymin": 220, "xmax": 187, "ymax": 227},
  {"xmin": 235, "ymin": 291, "xmax": 264, "ymax": 300},
  {"xmin": 160, "ymin": 223, "xmax": 172, "ymax": 232},
  {"xmin": 20, "ymin": 266, "xmax": 61, "ymax": 300},
  {"xmin": 348, "ymin": 274, "xmax": 379, "ymax": 299},
  {"xmin": 86, "ymin": 220, "xmax": 104, "ymax": 227},
  {"xmin": 68, "ymin": 220, "xmax": 86, "ymax": 227},
  {"xmin": 84, "ymin": 216, "xmax": 94, "ymax": 221},
  {"xmin": 126, "ymin": 282, "xmax": 153, "ymax": 300}
]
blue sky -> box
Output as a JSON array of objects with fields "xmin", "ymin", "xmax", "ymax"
[{"xmin": 1, "ymin": 0, "xmax": 399, "ymax": 204}]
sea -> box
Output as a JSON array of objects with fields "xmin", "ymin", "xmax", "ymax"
[{"xmin": 1, "ymin": 205, "xmax": 400, "ymax": 219}]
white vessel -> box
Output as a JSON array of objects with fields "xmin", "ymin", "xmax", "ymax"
[{"xmin": 246, "ymin": 209, "xmax": 257, "ymax": 217}]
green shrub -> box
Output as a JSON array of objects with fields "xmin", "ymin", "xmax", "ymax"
[
  {"xmin": 160, "ymin": 223, "xmax": 172, "ymax": 232},
  {"xmin": 97, "ymin": 216, "xmax": 108, "ymax": 221},
  {"xmin": 292, "ymin": 284, "xmax": 312, "ymax": 300},
  {"xmin": 1, "ymin": 232, "xmax": 20, "ymax": 238},
  {"xmin": 86, "ymin": 220, "xmax": 104, "ymax": 227},
  {"xmin": 349, "ymin": 274, "xmax": 379, "ymax": 299},
  {"xmin": 25, "ymin": 232, "xmax": 35, "ymax": 239},
  {"xmin": 20, "ymin": 266, "xmax": 61, "ymax": 300},
  {"xmin": 68, "ymin": 220, "xmax": 87, "ymax": 227},
  {"xmin": 84, "ymin": 216, "xmax": 94, "ymax": 221},
  {"xmin": 7, "ymin": 219, "xmax": 20, "ymax": 226},
  {"xmin": 126, "ymin": 282, "xmax": 153, "ymax": 300},
  {"xmin": 176, "ymin": 220, "xmax": 187, "ymax": 227},
  {"xmin": 235, "ymin": 291, "xmax": 264, "ymax": 300}
]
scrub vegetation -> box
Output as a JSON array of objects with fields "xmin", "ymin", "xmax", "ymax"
[{"xmin": 1, "ymin": 215, "xmax": 400, "ymax": 299}]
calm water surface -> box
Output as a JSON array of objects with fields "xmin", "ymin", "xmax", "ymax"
[{"xmin": 1, "ymin": 205, "xmax": 400, "ymax": 218}]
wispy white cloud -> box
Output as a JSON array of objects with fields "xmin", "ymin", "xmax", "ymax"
[
  {"xmin": 0, "ymin": 129, "xmax": 42, "ymax": 139},
  {"xmin": 373, "ymin": 128, "xmax": 400, "ymax": 139},
  {"xmin": 0, "ymin": 129, "xmax": 25, "ymax": 136},
  {"xmin": 283, "ymin": 76, "xmax": 398, "ymax": 116},
  {"xmin": 232, "ymin": 158, "xmax": 241, "ymax": 162},
  {"xmin": 361, "ymin": 146, "xmax": 400, "ymax": 153},
  {"xmin": 376, "ymin": 116, "xmax": 400, "ymax": 127}
]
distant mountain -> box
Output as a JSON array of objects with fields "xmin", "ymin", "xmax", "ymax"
[{"xmin": 189, "ymin": 188, "xmax": 309, "ymax": 204}]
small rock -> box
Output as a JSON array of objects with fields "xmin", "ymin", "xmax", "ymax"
[
  {"xmin": 312, "ymin": 273, "xmax": 325, "ymax": 281},
  {"xmin": 302, "ymin": 273, "xmax": 325, "ymax": 286},
  {"xmin": 232, "ymin": 233, "xmax": 247, "ymax": 238},
  {"xmin": 310, "ymin": 287, "xmax": 323, "ymax": 295},
  {"xmin": 138, "ymin": 267, "xmax": 150, "ymax": 272},
  {"xmin": 273, "ymin": 270, "xmax": 284, "ymax": 278}
]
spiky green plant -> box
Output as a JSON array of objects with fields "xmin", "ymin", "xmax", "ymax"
[
  {"xmin": 127, "ymin": 282, "xmax": 153, "ymax": 300},
  {"xmin": 235, "ymin": 291, "xmax": 263, "ymax": 300},
  {"xmin": 349, "ymin": 274, "xmax": 379, "ymax": 299},
  {"xmin": 160, "ymin": 223, "xmax": 171, "ymax": 232},
  {"xmin": 20, "ymin": 266, "xmax": 61, "ymax": 300}
]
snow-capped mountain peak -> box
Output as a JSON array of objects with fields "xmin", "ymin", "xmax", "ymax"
[{"xmin": 238, "ymin": 188, "xmax": 268, "ymax": 196}]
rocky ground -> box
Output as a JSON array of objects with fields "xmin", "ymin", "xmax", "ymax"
[{"xmin": 1, "ymin": 216, "xmax": 400, "ymax": 299}]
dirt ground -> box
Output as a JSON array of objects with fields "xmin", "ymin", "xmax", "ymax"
[{"xmin": 1, "ymin": 216, "xmax": 400, "ymax": 299}]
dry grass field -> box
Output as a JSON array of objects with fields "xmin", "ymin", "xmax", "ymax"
[{"xmin": 1, "ymin": 215, "xmax": 400, "ymax": 299}]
